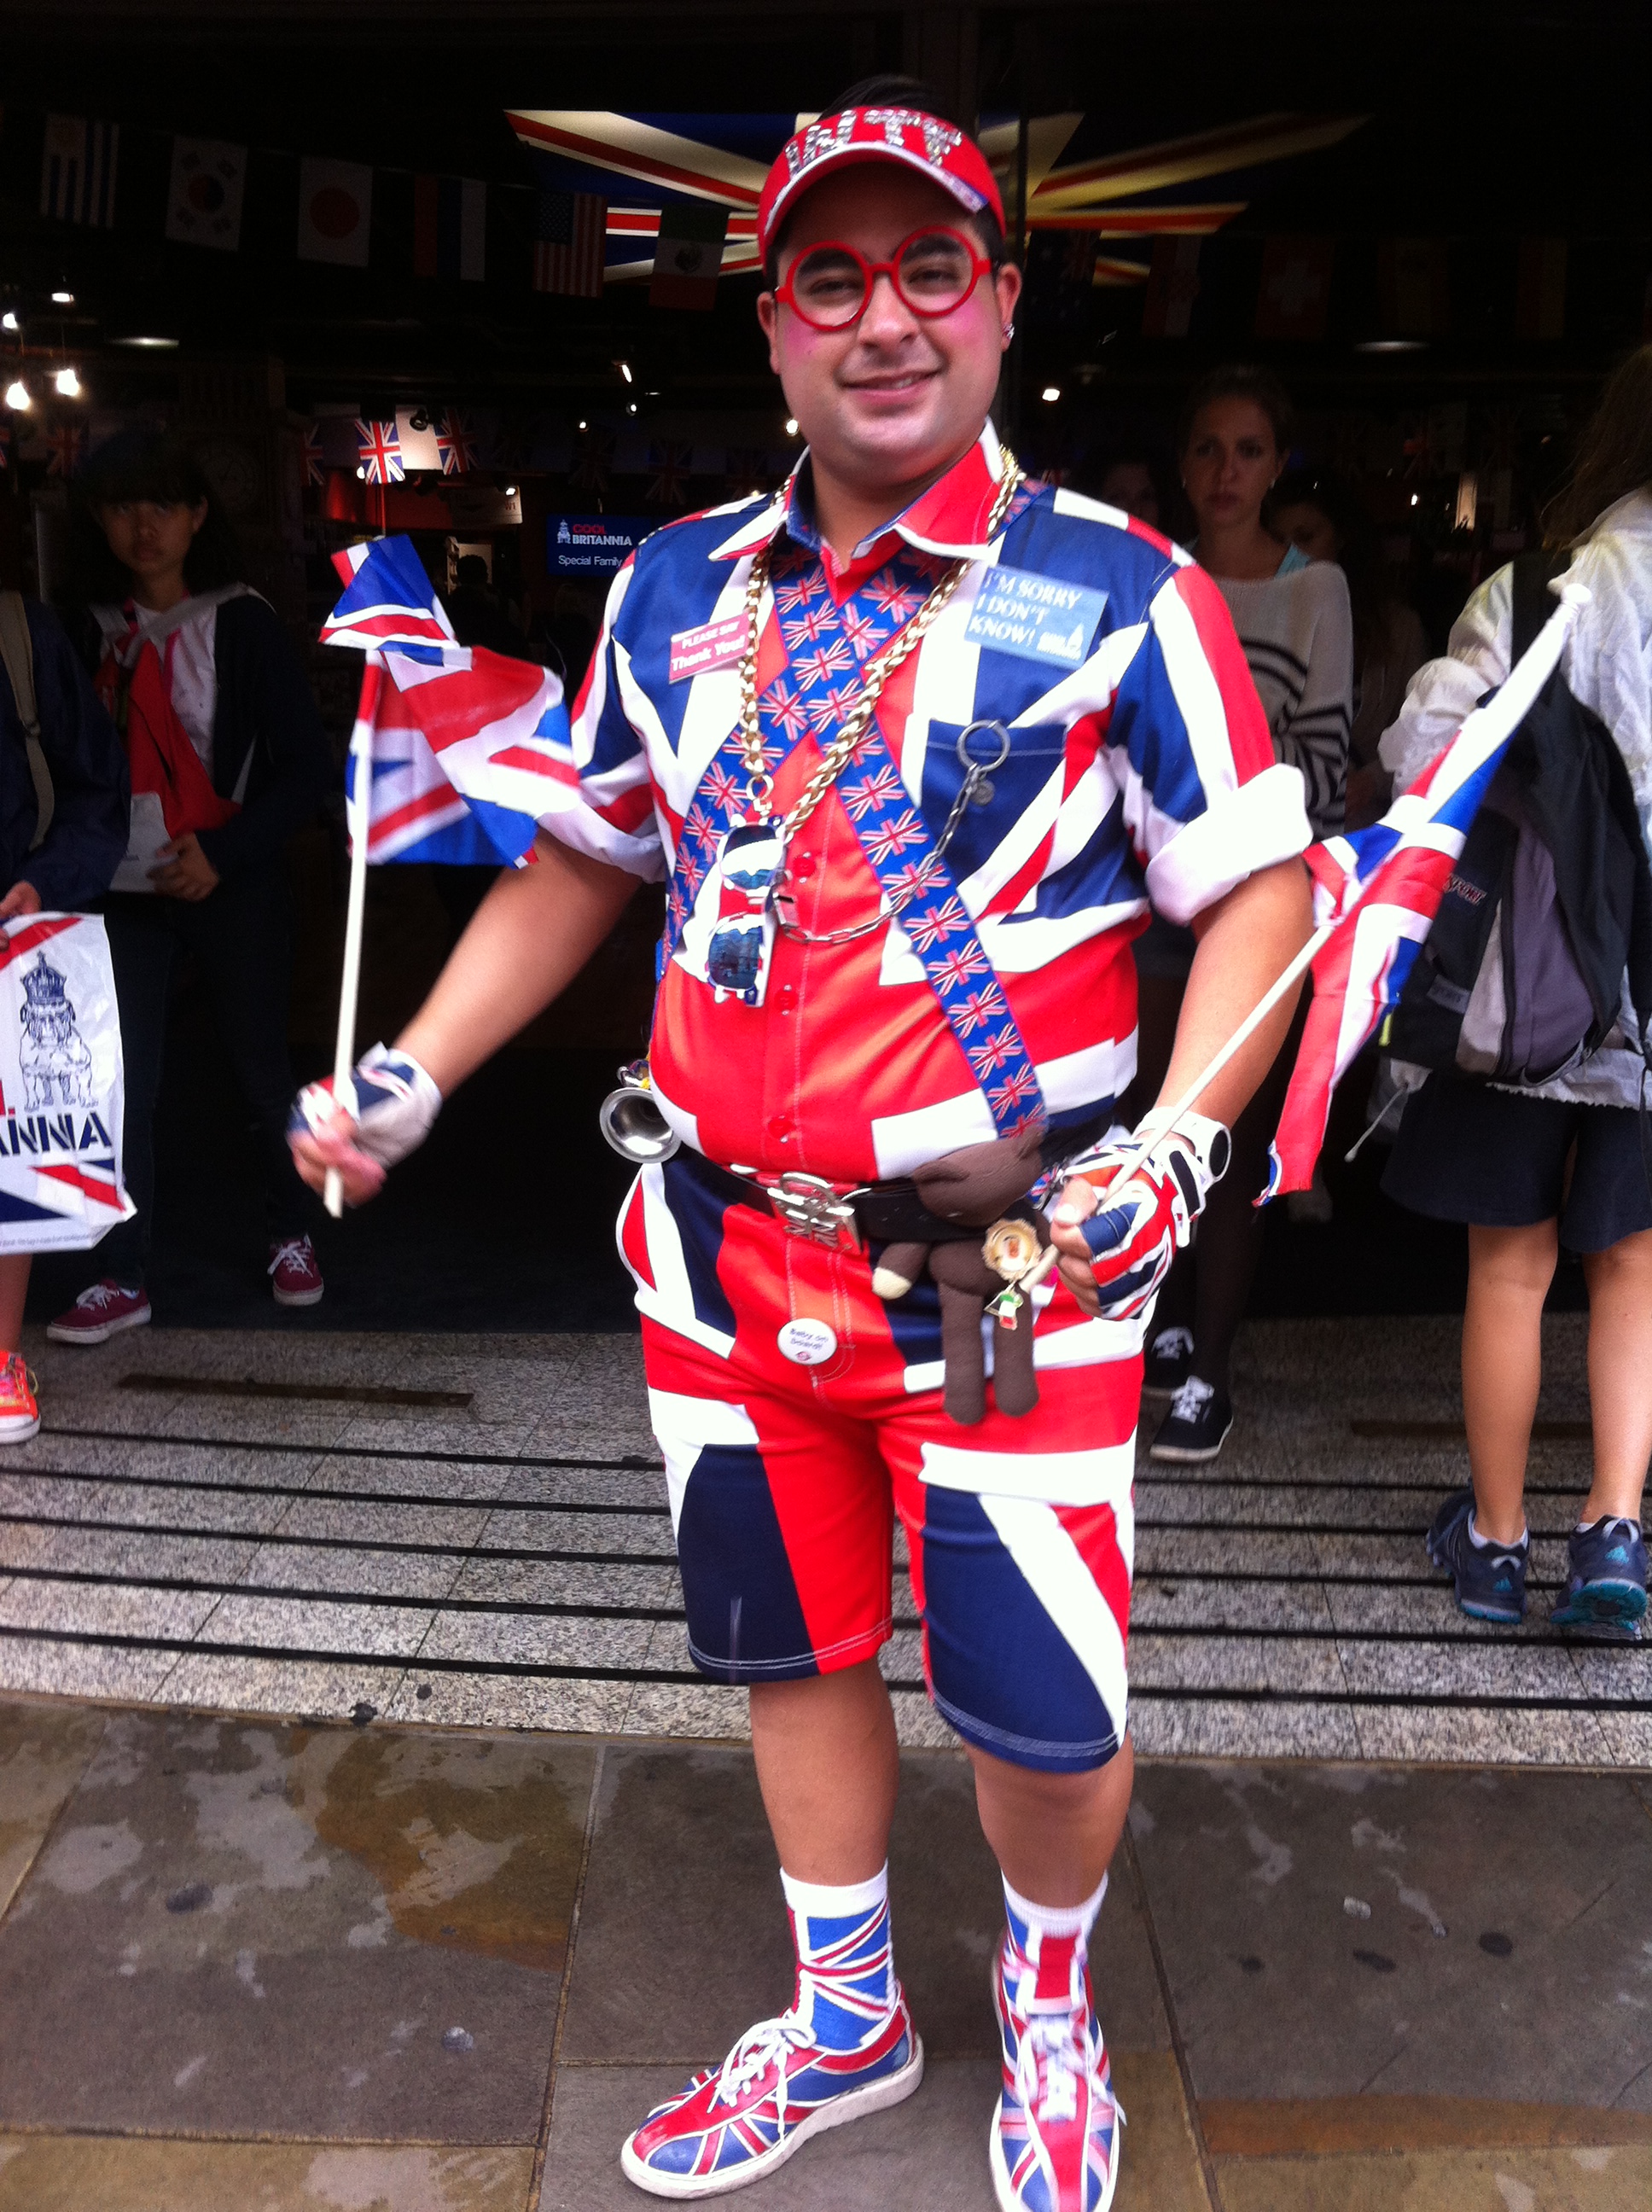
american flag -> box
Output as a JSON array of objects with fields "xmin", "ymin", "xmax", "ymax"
[
  {"xmin": 532, "ymin": 190, "xmax": 608, "ymax": 299},
  {"xmin": 355, "ymin": 419, "xmax": 404, "ymax": 485},
  {"xmin": 324, "ymin": 538, "xmax": 577, "ymax": 869},
  {"xmin": 435, "ymin": 409, "xmax": 477, "ymax": 476},
  {"xmin": 1266, "ymin": 582, "xmax": 1589, "ymax": 1198}
]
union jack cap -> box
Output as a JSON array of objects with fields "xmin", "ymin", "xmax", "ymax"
[{"xmin": 757, "ymin": 106, "xmax": 1004, "ymax": 263}]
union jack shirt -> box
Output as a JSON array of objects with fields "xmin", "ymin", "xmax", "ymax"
[{"xmin": 548, "ymin": 425, "xmax": 1311, "ymax": 1185}]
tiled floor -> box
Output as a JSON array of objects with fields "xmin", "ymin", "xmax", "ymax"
[
  {"xmin": 0, "ymin": 1313, "xmax": 1642, "ymax": 1763},
  {"xmin": 2, "ymin": 1698, "xmax": 1650, "ymax": 2209}
]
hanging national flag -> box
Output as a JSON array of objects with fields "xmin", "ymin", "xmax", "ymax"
[
  {"xmin": 300, "ymin": 422, "xmax": 325, "ymax": 487},
  {"xmin": 569, "ymin": 424, "xmax": 614, "ymax": 495},
  {"xmin": 1140, "ymin": 237, "xmax": 1201, "ymax": 338},
  {"xmin": 650, "ymin": 201, "xmax": 728, "ymax": 310},
  {"xmin": 1254, "ymin": 236, "xmax": 1335, "ymax": 341},
  {"xmin": 1265, "ymin": 584, "xmax": 1587, "ymax": 1197},
  {"xmin": 434, "ymin": 410, "xmax": 478, "ymax": 477},
  {"xmin": 40, "ymin": 115, "xmax": 119, "ymax": 228},
  {"xmin": 393, "ymin": 410, "xmax": 445, "ymax": 473},
  {"xmin": 533, "ymin": 190, "xmax": 607, "ymax": 299},
  {"xmin": 1379, "ymin": 237, "xmax": 1450, "ymax": 338},
  {"xmin": 355, "ymin": 419, "xmax": 404, "ymax": 485},
  {"xmin": 646, "ymin": 440, "xmax": 692, "ymax": 506},
  {"xmin": 45, "ymin": 420, "xmax": 88, "ymax": 479},
  {"xmin": 299, "ymin": 158, "xmax": 374, "ymax": 267},
  {"xmin": 165, "ymin": 137, "xmax": 247, "ymax": 252},
  {"xmin": 323, "ymin": 538, "xmax": 580, "ymax": 868},
  {"xmin": 413, "ymin": 176, "xmax": 486, "ymax": 282},
  {"xmin": 1515, "ymin": 237, "xmax": 1567, "ymax": 341}
]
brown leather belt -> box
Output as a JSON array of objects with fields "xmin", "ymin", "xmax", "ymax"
[{"xmin": 725, "ymin": 1112, "xmax": 1111, "ymax": 1250}]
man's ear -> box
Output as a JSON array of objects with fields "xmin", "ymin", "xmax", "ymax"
[
  {"xmin": 993, "ymin": 260, "xmax": 1023, "ymax": 346},
  {"xmin": 756, "ymin": 289, "xmax": 782, "ymax": 375}
]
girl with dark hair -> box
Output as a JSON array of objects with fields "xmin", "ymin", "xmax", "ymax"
[
  {"xmin": 1377, "ymin": 345, "xmax": 1652, "ymax": 1633},
  {"xmin": 1271, "ymin": 468, "xmax": 1428, "ymax": 827},
  {"xmin": 1130, "ymin": 365, "xmax": 1353, "ymax": 1461},
  {"xmin": 49, "ymin": 431, "xmax": 334, "ymax": 1338}
]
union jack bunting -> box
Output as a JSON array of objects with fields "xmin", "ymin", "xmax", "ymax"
[
  {"xmin": 323, "ymin": 538, "xmax": 576, "ymax": 870},
  {"xmin": 1266, "ymin": 583, "xmax": 1589, "ymax": 1197},
  {"xmin": 45, "ymin": 421, "xmax": 87, "ymax": 479},
  {"xmin": 300, "ymin": 422, "xmax": 325, "ymax": 488},
  {"xmin": 646, "ymin": 439, "xmax": 691, "ymax": 507},
  {"xmin": 355, "ymin": 419, "xmax": 404, "ymax": 485},
  {"xmin": 435, "ymin": 409, "xmax": 477, "ymax": 476}
]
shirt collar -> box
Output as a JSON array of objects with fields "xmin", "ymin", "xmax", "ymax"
[{"xmin": 709, "ymin": 420, "xmax": 1012, "ymax": 567}]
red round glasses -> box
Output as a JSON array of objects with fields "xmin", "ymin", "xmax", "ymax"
[{"xmin": 773, "ymin": 226, "xmax": 996, "ymax": 332}]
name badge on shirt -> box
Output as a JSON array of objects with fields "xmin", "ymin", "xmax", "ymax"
[
  {"xmin": 669, "ymin": 614, "xmax": 748, "ymax": 684},
  {"xmin": 965, "ymin": 566, "xmax": 1107, "ymax": 669}
]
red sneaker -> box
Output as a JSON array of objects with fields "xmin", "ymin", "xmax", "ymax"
[
  {"xmin": 47, "ymin": 1279, "xmax": 152, "ymax": 1346},
  {"xmin": 269, "ymin": 1236, "xmax": 324, "ymax": 1308},
  {"xmin": 0, "ymin": 1353, "xmax": 39, "ymax": 1442}
]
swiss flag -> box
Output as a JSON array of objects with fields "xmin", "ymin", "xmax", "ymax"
[{"xmin": 1254, "ymin": 236, "xmax": 1335, "ymax": 341}]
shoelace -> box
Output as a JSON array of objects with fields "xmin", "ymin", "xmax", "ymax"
[
  {"xmin": 268, "ymin": 1237, "xmax": 313, "ymax": 1278},
  {"xmin": 1166, "ymin": 1375, "xmax": 1214, "ymax": 1423},
  {"xmin": 1017, "ymin": 2009, "xmax": 1085, "ymax": 2125},
  {"xmin": 1149, "ymin": 1326, "xmax": 1195, "ymax": 1363},
  {"xmin": 711, "ymin": 2015, "xmax": 813, "ymax": 2111},
  {"xmin": 75, "ymin": 1282, "xmax": 126, "ymax": 1311}
]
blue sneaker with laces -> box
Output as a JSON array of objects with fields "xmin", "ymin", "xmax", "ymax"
[
  {"xmin": 1425, "ymin": 1488, "xmax": 1528, "ymax": 1624},
  {"xmin": 1550, "ymin": 1516, "xmax": 1648, "ymax": 1632}
]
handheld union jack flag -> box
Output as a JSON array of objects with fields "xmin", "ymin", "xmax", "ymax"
[
  {"xmin": 355, "ymin": 418, "xmax": 404, "ymax": 485},
  {"xmin": 323, "ymin": 538, "xmax": 579, "ymax": 869},
  {"xmin": 1265, "ymin": 579, "xmax": 1590, "ymax": 1197}
]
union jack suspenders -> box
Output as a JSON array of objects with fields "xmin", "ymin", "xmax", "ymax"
[{"xmin": 660, "ymin": 536, "xmax": 1047, "ymax": 1139}]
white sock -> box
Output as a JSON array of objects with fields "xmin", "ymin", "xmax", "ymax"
[
  {"xmin": 1468, "ymin": 1512, "xmax": 1526, "ymax": 1550},
  {"xmin": 1003, "ymin": 1872, "xmax": 1108, "ymax": 1942}
]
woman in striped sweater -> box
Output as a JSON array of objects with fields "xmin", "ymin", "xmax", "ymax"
[{"xmin": 1136, "ymin": 366, "xmax": 1353, "ymax": 1461}]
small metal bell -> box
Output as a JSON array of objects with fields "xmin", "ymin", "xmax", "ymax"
[{"xmin": 597, "ymin": 1060, "xmax": 681, "ymax": 1164}]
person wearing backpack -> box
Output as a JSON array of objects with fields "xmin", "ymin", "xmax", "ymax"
[
  {"xmin": 0, "ymin": 591, "xmax": 130, "ymax": 1435},
  {"xmin": 49, "ymin": 432, "xmax": 333, "ymax": 1337},
  {"xmin": 1379, "ymin": 346, "xmax": 1652, "ymax": 1632}
]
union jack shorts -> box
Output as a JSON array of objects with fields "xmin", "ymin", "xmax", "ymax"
[{"xmin": 620, "ymin": 1148, "xmax": 1138, "ymax": 1773}]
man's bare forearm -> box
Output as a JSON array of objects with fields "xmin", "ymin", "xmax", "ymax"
[
  {"xmin": 398, "ymin": 831, "xmax": 642, "ymax": 1095},
  {"xmin": 1155, "ymin": 859, "xmax": 1312, "ymax": 1128}
]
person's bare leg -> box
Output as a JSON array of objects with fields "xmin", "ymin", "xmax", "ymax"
[
  {"xmin": 0, "ymin": 1255, "xmax": 32, "ymax": 1354},
  {"xmin": 749, "ymin": 1658, "xmax": 900, "ymax": 1883},
  {"xmin": 1580, "ymin": 1228, "xmax": 1652, "ymax": 1525},
  {"xmin": 1462, "ymin": 1220, "xmax": 1557, "ymax": 1545},
  {"xmin": 970, "ymin": 1736, "xmax": 1135, "ymax": 1906}
]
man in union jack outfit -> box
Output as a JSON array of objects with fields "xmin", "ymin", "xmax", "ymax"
[{"xmin": 296, "ymin": 79, "xmax": 1312, "ymax": 2212}]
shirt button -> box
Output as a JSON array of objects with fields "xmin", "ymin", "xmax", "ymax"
[
  {"xmin": 789, "ymin": 853, "xmax": 817, "ymax": 880},
  {"xmin": 767, "ymin": 1115, "xmax": 794, "ymax": 1139},
  {"xmin": 774, "ymin": 984, "xmax": 797, "ymax": 1012}
]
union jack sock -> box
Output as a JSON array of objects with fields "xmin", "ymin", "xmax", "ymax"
[
  {"xmin": 620, "ymin": 1865, "xmax": 923, "ymax": 2198},
  {"xmin": 991, "ymin": 1876, "xmax": 1123, "ymax": 2212}
]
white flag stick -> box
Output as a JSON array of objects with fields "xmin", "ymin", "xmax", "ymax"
[{"xmin": 324, "ymin": 657, "xmax": 378, "ymax": 1218}]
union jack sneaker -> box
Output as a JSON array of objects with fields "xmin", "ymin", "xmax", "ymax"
[
  {"xmin": 620, "ymin": 1867, "xmax": 923, "ymax": 2198},
  {"xmin": 0, "ymin": 1354, "xmax": 39, "ymax": 1443},
  {"xmin": 269, "ymin": 1236, "xmax": 324, "ymax": 1308},
  {"xmin": 991, "ymin": 1884, "xmax": 1122, "ymax": 2212},
  {"xmin": 47, "ymin": 1279, "xmax": 151, "ymax": 1345}
]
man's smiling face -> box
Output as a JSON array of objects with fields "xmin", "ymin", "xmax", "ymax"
[{"xmin": 757, "ymin": 164, "xmax": 1020, "ymax": 506}]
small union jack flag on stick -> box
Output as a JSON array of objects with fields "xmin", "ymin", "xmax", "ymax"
[{"xmin": 355, "ymin": 419, "xmax": 404, "ymax": 485}]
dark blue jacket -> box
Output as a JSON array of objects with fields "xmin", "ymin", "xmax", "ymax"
[{"xmin": 0, "ymin": 599, "xmax": 128, "ymax": 911}]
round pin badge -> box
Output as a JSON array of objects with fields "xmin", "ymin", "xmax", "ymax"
[{"xmin": 777, "ymin": 1318, "xmax": 838, "ymax": 1366}]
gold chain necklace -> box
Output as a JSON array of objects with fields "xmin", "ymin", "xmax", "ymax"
[{"xmin": 732, "ymin": 448, "xmax": 1022, "ymax": 837}]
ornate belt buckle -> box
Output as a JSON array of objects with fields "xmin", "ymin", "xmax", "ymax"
[{"xmin": 769, "ymin": 1172, "xmax": 861, "ymax": 1249}]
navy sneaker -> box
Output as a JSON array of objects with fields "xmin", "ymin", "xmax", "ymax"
[
  {"xmin": 1149, "ymin": 1376, "xmax": 1233, "ymax": 1464},
  {"xmin": 1550, "ymin": 1516, "xmax": 1648, "ymax": 1633},
  {"xmin": 1425, "ymin": 1488, "xmax": 1528, "ymax": 1624},
  {"xmin": 1142, "ymin": 1325, "xmax": 1195, "ymax": 1402}
]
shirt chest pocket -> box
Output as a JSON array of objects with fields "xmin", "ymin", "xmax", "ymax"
[{"xmin": 916, "ymin": 718, "xmax": 1072, "ymax": 882}]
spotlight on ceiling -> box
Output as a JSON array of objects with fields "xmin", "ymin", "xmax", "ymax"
[
  {"xmin": 3, "ymin": 380, "xmax": 29, "ymax": 412},
  {"xmin": 1041, "ymin": 385, "xmax": 1062, "ymax": 403},
  {"xmin": 504, "ymin": 484, "xmax": 519, "ymax": 498},
  {"xmin": 784, "ymin": 417, "xmax": 799, "ymax": 437},
  {"xmin": 616, "ymin": 360, "xmax": 634, "ymax": 383},
  {"xmin": 1, "ymin": 313, "xmax": 17, "ymax": 333},
  {"xmin": 54, "ymin": 366, "xmax": 80, "ymax": 397},
  {"xmin": 356, "ymin": 465, "xmax": 366, "ymax": 480},
  {"xmin": 50, "ymin": 289, "xmax": 74, "ymax": 306},
  {"xmin": 112, "ymin": 335, "xmax": 179, "ymax": 350},
  {"xmin": 1354, "ymin": 338, "xmax": 1428, "ymax": 354}
]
